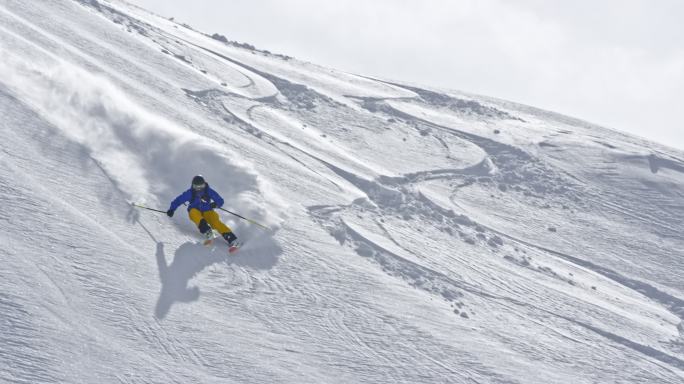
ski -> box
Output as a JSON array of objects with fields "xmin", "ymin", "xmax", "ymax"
[
  {"xmin": 201, "ymin": 230, "xmax": 219, "ymax": 246},
  {"xmin": 200, "ymin": 231, "xmax": 242, "ymax": 254},
  {"xmin": 228, "ymin": 241, "xmax": 242, "ymax": 254}
]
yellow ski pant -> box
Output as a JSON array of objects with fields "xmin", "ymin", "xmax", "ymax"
[{"xmin": 188, "ymin": 208, "xmax": 232, "ymax": 235}]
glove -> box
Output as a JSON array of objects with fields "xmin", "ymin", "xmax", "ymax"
[
  {"xmin": 167, "ymin": 209, "xmax": 174, "ymax": 217},
  {"xmin": 210, "ymin": 202, "xmax": 217, "ymax": 209}
]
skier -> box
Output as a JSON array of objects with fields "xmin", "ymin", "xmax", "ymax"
[{"xmin": 166, "ymin": 175, "xmax": 239, "ymax": 248}]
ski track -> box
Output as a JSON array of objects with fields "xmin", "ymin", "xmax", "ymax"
[{"xmin": 0, "ymin": 0, "xmax": 683, "ymax": 383}]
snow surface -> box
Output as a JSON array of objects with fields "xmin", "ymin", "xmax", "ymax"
[{"xmin": 1, "ymin": 1, "xmax": 683, "ymax": 383}]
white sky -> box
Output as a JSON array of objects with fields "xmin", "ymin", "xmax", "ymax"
[{"xmin": 130, "ymin": 0, "xmax": 684, "ymax": 150}]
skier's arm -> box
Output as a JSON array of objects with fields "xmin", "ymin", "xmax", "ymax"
[
  {"xmin": 208, "ymin": 188, "xmax": 224, "ymax": 208},
  {"xmin": 169, "ymin": 189, "xmax": 192, "ymax": 211}
]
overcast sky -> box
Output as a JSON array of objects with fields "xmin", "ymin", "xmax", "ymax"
[{"xmin": 130, "ymin": 0, "xmax": 683, "ymax": 150}]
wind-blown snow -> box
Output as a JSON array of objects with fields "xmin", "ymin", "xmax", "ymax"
[{"xmin": 1, "ymin": 1, "xmax": 683, "ymax": 383}]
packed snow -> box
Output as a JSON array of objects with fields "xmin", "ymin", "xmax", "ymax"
[{"xmin": 1, "ymin": 1, "xmax": 683, "ymax": 383}]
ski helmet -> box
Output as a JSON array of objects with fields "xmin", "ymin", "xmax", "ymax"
[{"xmin": 191, "ymin": 175, "xmax": 206, "ymax": 190}]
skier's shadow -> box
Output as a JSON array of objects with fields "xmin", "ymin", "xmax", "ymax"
[{"xmin": 154, "ymin": 235, "xmax": 281, "ymax": 319}]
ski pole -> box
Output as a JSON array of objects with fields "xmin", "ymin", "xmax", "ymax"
[
  {"xmin": 218, "ymin": 207, "xmax": 270, "ymax": 230},
  {"xmin": 130, "ymin": 202, "xmax": 167, "ymax": 214}
]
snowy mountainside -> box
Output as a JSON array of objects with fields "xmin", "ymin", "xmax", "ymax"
[{"xmin": 1, "ymin": 0, "xmax": 683, "ymax": 383}]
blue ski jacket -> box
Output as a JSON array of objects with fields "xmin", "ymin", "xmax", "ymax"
[{"xmin": 169, "ymin": 184, "xmax": 224, "ymax": 213}]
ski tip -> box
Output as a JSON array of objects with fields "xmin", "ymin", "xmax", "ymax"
[{"xmin": 228, "ymin": 245, "xmax": 240, "ymax": 254}]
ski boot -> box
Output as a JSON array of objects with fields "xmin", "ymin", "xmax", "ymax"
[
  {"xmin": 199, "ymin": 219, "xmax": 215, "ymax": 245},
  {"xmin": 223, "ymin": 232, "xmax": 240, "ymax": 254}
]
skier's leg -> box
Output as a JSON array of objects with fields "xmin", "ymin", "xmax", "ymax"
[
  {"xmin": 202, "ymin": 210, "xmax": 232, "ymax": 234},
  {"xmin": 188, "ymin": 208, "xmax": 211, "ymax": 234},
  {"xmin": 203, "ymin": 210, "xmax": 237, "ymax": 243}
]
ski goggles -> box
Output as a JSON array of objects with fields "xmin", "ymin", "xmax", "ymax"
[{"xmin": 192, "ymin": 183, "xmax": 206, "ymax": 190}]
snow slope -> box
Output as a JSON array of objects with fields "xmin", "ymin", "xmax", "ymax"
[{"xmin": 1, "ymin": 1, "xmax": 683, "ymax": 383}]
